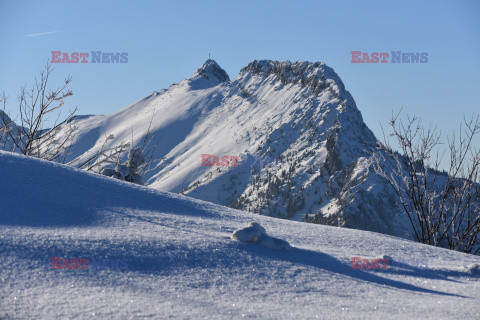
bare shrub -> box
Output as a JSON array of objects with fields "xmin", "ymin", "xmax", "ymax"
[
  {"xmin": 371, "ymin": 111, "xmax": 480, "ymax": 254},
  {"xmin": 0, "ymin": 63, "xmax": 76, "ymax": 163}
]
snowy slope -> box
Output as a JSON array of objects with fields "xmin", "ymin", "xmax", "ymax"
[
  {"xmin": 1, "ymin": 150, "xmax": 480, "ymax": 319},
  {"xmin": 60, "ymin": 59, "xmax": 407, "ymax": 237}
]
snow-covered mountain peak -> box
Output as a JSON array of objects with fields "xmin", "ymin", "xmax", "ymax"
[
  {"xmin": 189, "ymin": 59, "xmax": 230, "ymax": 87},
  {"xmin": 58, "ymin": 58, "xmax": 398, "ymax": 237}
]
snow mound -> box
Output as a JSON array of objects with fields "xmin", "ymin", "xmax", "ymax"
[
  {"xmin": 232, "ymin": 222, "xmax": 291, "ymax": 250},
  {"xmin": 232, "ymin": 222, "xmax": 266, "ymax": 241}
]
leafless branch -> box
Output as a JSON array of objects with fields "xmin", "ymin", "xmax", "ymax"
[
  {"xmin": 0, "ymin": 63, "xmax": 77, "ymax": 162},
  {"xmin": 370, "ymin": 111, "xmax": 480, "ymax": 254}
]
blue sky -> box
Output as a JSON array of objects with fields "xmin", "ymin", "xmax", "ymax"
[{"xmin": 1, "ymin": 0, "xmax": 479, "ymax": 150}]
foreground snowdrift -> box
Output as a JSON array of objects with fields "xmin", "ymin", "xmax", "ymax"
[{"xmin": 1, "ymin": 151, "xmax": 479, "ymax": 319}]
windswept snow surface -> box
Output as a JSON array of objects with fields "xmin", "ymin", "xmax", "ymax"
[{"xmin": 1, "ymin": 151, "xmax": 480, "ymax": 319}]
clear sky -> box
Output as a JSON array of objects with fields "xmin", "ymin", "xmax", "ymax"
[{"xmin": 1, "ymin": 0, "xmax": 479, "ymax": 152}]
